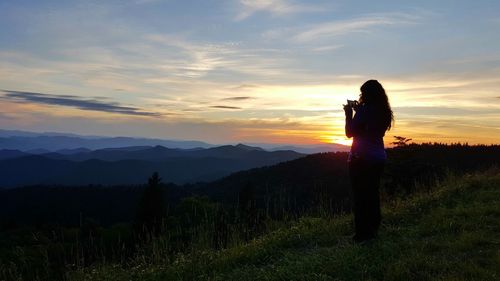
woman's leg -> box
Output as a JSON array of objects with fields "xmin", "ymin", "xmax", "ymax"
[
  {"xmin": 349, "ymin": 159, "xmax": 371, "ymax": 239},
  {"xmin": 366, "ymin": 161, "xmax": 384, "ymax": 236},
  {"xmin": 350, "ymin": 159, "xmax": 384, "ymax": 240}
]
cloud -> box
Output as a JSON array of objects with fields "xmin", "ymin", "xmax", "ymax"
[
  {"xmin": 394, "ymin": 106, "xmax": 500, "ymax": 116},
  {"xmin": 235, "ymin": 0, "xmax": 325, "ymax": 21},
  {"xmin": 293, "ymin": 13, "xmax": 419, "ymax": 42},
  {"xmin": 134, "ymin": 0, "xmax": 163, "ymax": 4},
  {"xmin": 1, "ymin": 90, "xmax": 161, "ymax": 117},
  {"xmin": 0, "ymin": 112, "xmax": 14, "ymax": 120},
  {"xmin": 145, "ymin": 34, "xmax": 295, "ymax": 79},
  {"xmin": 210, "ymin": 105, "xmax": 242, "ymax": 110},
  {"xmin": 311, "ymin": 45, "xmax": 344, "ymax": 52},
  {"xmin": 221, "ymin": 96, "xmax": 254, "ymax": 101},
  {"xmin": 231, "ymin": 84, "xmax": 260, "ymax": 90}
]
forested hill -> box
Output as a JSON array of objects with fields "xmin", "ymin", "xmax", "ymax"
[
  {"xmin": 70, "ymin": 166, "xmax": 500, "ymax": 281},
  {"xmin": 194, "ymin": 143, "xmax": 500, "ymax": 209}
]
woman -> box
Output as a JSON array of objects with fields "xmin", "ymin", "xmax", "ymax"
[{"xmin": 344, "ymin": 80, "xmax": 394, "ymax": 243}]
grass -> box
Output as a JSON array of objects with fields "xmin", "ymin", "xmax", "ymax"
[{"xmin": 69, "ymin": 169, "xmax": 500, "ymax": 281}]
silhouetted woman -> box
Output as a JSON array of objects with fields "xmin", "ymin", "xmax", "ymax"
[{"xmin": 344, "ymin": 80, "xmax": 394, "ymax": 243}]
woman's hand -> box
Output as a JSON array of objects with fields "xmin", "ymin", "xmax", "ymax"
[{"xmin": 344, "ymin": 104, "xmax": 353, "ymax": 119}]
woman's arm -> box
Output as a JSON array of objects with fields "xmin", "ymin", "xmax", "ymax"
[{"xmin": 345, "ymin": 106, "xmax": 366, "ymax": 138}]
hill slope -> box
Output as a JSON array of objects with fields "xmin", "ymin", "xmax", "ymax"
[{"xmin": 70, "ymin": 169, "xmax": 500, "ymax": 281}]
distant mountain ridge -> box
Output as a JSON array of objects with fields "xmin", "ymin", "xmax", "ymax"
[
  {"xmin": 268, "ymin": 144, "xmax": 349, "ymax": 154},
  {"xmin": 1, "ymin": 144, "xmax": 296, "ymax": 162},
  {"xmin": 0, "ymin": 129, "xmax": 349, "ymax": 153},
  {"xmin": 0, "ymin": 129, "xmax": 97, "ymax": 138},
  {"xmin": 0, "ymin": 135, "xmax": 214, "ymax": 151},
  {"xmin": 0, "ymin": 149, "xmax": 30, "ymax": 160},
  {"xmin": 0, "ymin": 144, "xmax": 305, "ymax": 188}
]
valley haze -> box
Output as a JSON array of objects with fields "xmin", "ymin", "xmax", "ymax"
[{"xmin": 0, "ymin": 129, "xmax": 348, "ymax": 188}]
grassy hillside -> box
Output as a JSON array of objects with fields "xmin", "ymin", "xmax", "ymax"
[{"xmin": 69, "ymin": 168, "xmax": 500, "ymax": 281}]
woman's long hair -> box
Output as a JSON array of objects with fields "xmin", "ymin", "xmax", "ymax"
[{"xmin": 359, "ymin": 80, "xmax": 394, "ymax": 130}]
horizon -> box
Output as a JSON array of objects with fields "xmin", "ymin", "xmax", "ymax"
[
  {"xmin": 1, "ymin": 1, "xmax": 499, "ymax": 145},
  {"xmin": 0, "ymin": 127, "xmax": 352, "ymax": 148},
  {"xmin": 2, "ymin": 128, "xmax": 496, "ymax": 150}
]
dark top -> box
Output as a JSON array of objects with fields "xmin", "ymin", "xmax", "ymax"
[{"xmin": 345, "ymin": 104, "xmax": 387, "ymax": 162}]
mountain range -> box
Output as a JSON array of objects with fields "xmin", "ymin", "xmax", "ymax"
[
  {"xmin": 0, "ymin": 130, "xmax": 213, "ymax": 151},
  {"xmin": 0, "ymin": 144, "xmax": 305, "ymax": 187},
  {"xmin": 0, "ymin": 129, "xmax": 349, "ymax": 153},
  {"xmin": 0, "ymin": 129, "xmax": 351, "ymax": 188}
]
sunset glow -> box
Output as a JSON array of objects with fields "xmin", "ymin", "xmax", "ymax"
[{"xmin": 1, "ymin": 1, "xmax": 499, "ymax": 145}]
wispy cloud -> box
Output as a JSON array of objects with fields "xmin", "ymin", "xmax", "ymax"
[
  {"xmin": 134, "ymin": 0, "xmax": 163, "ymax": 4},
  {"xmin": 0, "ymin": 112, "xmax": 14, "ymax": 120},
  {"xmin": 293, "ymin": 13, "xmax": 419, "ymax": 42},
  {"xmin": 145, "ymin": 34, "xmax": 294, "ymax": 79},
  {"xmin": 394, "ymin": 106, "xmax": 500, "ymax": 116},
  {"xmin": 231, "ymin": 84, "xmax": 260, "ymax": 90},
  {"xmin": 143, "ymin": 35, "xmax": 232, "ymax": 78},
  {"xmin": 311, "ymin": 45, "xmax": 344, "ymax": 52},
  {"xmin": 221, "ymin": 96, "xmax": 254, "ymax": 101},
  {"xmin": 235, "ymin": 0, "xmax": 326, "ymax": 21},
  {"xmin": 210, "ymin": 105, "xmax": 242, "ymax": 110},
  {"xmin": 1, "ymin": 90, "xmax": 161, "ymax": 117}
]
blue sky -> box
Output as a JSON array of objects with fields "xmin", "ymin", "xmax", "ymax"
[{"xmin": 1, "ymin": 0, "xmax": 499, "ymax": 144}]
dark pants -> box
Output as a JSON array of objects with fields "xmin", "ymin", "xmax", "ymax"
[{"xmin": 349, "ymin": 157, "xmax": 384, "ymax": 239}]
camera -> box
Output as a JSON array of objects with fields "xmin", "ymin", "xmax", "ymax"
[{"xmin": 346, "ymin": 99, "xmax": 359, "ymax": 109}]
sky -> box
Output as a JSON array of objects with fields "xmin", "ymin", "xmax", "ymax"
[{"xmin": 0, "ymin": 0, "xmax": 499, "ymax": 145}]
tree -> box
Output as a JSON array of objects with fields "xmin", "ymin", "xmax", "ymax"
[
  {"xmin": 391, "ymin": 136, "xmax": 412, "ymax": 147},
  {"xmin": 136, "ymin": 172, "xmax": 167, "ymax": 237}
]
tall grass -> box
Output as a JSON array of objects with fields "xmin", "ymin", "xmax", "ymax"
[{"xmin": 68, "ymin": 167, "xmax": 500, "ymax": 281}]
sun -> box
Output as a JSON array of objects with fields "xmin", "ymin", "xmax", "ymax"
[
  {"xmin": 334, "ymin": 138, "xmax": 353, "ymax": 146},
  {"xmin": 320, "ymin": 135, "xmax": 352, "ymax": 146}
]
